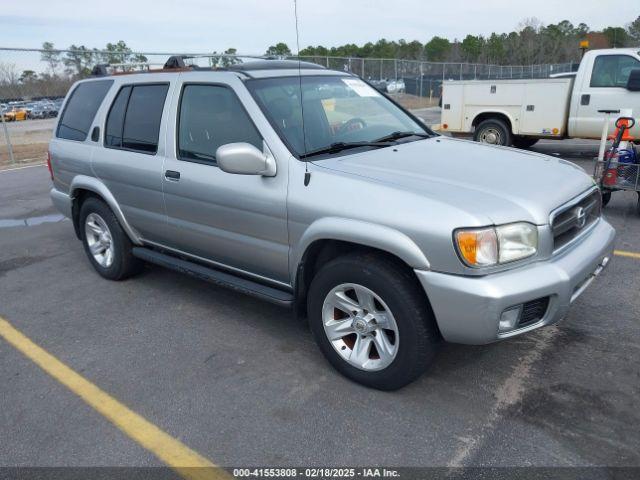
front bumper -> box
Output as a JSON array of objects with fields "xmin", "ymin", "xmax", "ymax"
[{"xmin": 415, "ymin": 218, "xmax": 615, "ymax": 344}]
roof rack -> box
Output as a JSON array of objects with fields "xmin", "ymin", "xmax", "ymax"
[
  {"xmin": 89, "ymin": 55, "xmax": 328, "ymax": 77},
  {"xmin": 228, "ymin": 60, "xmax": 325, "ymax": 71}
]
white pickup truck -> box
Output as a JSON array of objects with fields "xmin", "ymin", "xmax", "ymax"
[{"xmin": 440, "ymin": 48, "xmax": 640, "ymax": 148}]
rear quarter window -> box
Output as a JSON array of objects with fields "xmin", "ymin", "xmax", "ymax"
[{"xmin": 57, "ymin": 80, "xmax": 113, "ymax": 141}]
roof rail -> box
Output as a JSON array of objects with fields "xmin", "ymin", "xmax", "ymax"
[{"xmin": 87, "ymin": 56, "xmax": 329, "ymax": 78}]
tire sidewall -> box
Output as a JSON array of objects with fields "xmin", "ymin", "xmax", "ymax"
[{"xmin": 308, "ymin": 257, "xmax": 433, "ymax": 389}]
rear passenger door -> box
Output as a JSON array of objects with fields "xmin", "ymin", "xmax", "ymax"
[
  {"xmin": 161, "ymin": 77, "xmax": 290, "ymax": 285},
  {"xmin": 92, "ymin": 82, "xmax": 173, "ymax": 244}
]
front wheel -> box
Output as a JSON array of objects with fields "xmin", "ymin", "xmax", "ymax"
[
  {"xmin": 473, "ymin": 118, "xmax": 512, "ymax": 146},
  {"xmin": 307, "ymin": 253, "xmax": 439, "ymax": 390}
]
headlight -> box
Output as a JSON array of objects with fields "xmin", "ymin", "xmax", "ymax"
[{"xmin": 455, "ymin": 222, "xmax": 537, "ymax": 267}]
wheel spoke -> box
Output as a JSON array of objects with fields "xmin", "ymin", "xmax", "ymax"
[
  {"xmin": 373, "ymin": 312, "xmax": 393, "ymax": 329},
  {"xmin": 325, "ymin": 318, "xmax": 355, "ymax": 341},
  {"xmin": 327, "ymin": 290, "xmax": 360, "ymax": 314},
  {"xmin": 89, "ymin": 242, "xmax": 104, "ymax": 255},
  {"xmin": 352, "ymin": 285, "xmax": 377, "ymax": 312},
  {"xmin": 104, "ymin": 248, "xmax": 113, "ymax": 267},
  {"xmin": 86, "ymin": 222, "xmax": 102, "ymax": 236},
  {"xmin": 373, "ymin": 329, "xmax": 395, "ymax": 362},
  {"xmin": 350, "ymin": 335, "xmax": 373, "ymax": 366}
]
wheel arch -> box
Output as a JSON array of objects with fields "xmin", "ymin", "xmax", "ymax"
[
  {"xmin": 471, "ymin": 110, "xmax": 515, "ymax": 133},
  {"xmin": 69, "ymin": 175, "xmax": 143, "ymax": 245},
  {"xmin": 291, "ymin": 218, "xmax": 432, "ymax": 317}
]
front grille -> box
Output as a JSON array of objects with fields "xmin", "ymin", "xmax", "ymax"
[
  {"xmin": 518, "ymin": 297, "xmax": 550, "ymax": 327},
  {"xmin": 551, "ymin": 189, "xmax": 601, "ymax": 252}
]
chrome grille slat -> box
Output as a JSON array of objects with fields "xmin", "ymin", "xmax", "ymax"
[{"xmin": 550, "ymin": 188, "xmax": 602, "ymax": 253}]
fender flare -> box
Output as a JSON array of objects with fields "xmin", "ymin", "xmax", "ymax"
[
  {"xmin": 69, "ymin": 175, "xmax": 143, "ymax": 245},
  {"xmin": 291, "ymin": 217, "xmax": 431, "ymax": 280}
]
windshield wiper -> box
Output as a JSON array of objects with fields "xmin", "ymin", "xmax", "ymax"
[
  {"xmin": 373, "ymin": 131, "xmax": 431, "ymax": 143},
  {"xmin": 299, "ymin": 141, "xmax": 393, "ymax": 159}
]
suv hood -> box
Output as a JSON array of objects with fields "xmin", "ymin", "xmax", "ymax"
[{"xmin": 313, "ymin": 136, "xmax": 595, "ymax": 225}]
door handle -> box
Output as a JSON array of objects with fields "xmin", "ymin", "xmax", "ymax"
[
  {"xmin": 165, "ymin": 170, "xmax": 181, "ymax": 181},
  {"xmin": 581, "ymin": 94, "xmax": 590, "ymax": 106}
]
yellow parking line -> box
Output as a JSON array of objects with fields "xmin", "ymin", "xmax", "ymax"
[
  {"xmin": 614, "ymin": 250, "xmax": 640, "ymax": 260},
  {"xmin": 0, "ymin": 316, "xmax": 229, "ymax": 480}
]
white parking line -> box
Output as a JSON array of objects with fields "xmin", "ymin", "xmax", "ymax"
[
  {"xmin": 447, "ymin": 326, "xmax": 558, "ymax": 467},
  {"xmin": 0, "ymin": 163, "xmax": 45, "ymax": 173}
]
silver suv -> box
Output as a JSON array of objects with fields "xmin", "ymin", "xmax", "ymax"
[{"xmin": 49, "ymin": 59, "xmax": 615, "ymax": 390}]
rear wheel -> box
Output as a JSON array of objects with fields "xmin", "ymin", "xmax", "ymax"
[
  {"xmin": 79, "ymin": 197, "xmax": 142, "ymax": 280},
  {"xmin": 307, "ymin": 253, "xmax": 439, "ymax": 390},
  {"xmin": 473, "ymin": 118, "xmax": 512, "ymax": 146},
  {"xmin": 602, "ymin": 191, "xmax": 612, "ymax": 207},
  {"xmin": 512, "ymin": 136, "xmax": 539, "ymax": 149}
]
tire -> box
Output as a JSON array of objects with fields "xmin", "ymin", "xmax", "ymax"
[
  {"xmin": 636, "ymin": 192, "xmax": 640, "ymax": 216},
  {"xmin": 474, "ymin": 118, "xmax": 512, "ymax": 146},
  {"xmin": 307, "ymin": 253, "xmax": 440, "ymax": 390},
  {"xmin": 79, "ymin": 197, "xmax": 142, "ymax": 281},
  {"xmin": 512, "ymin": 136, "xmax": 538, "ymax": 149},
  {"xmin": 602, "ymin": 191, "xmax": 612, "ymax": 207}
]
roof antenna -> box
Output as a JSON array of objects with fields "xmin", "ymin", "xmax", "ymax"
[{"xmin": 293, "ymin": 0, "xmax": 311, "ymax": 186}]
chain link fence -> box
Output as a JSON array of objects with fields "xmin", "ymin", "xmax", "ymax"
[{"xmin": 0, "ymin": 47, "xmax": 576, "ymax": 168}]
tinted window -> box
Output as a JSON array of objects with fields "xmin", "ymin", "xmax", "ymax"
[
  {"xmin": 178, "ymin": 85, "xmax": 262, "ymax": 164},
  {"xmin": 120, "ymin": 84, "xmax": 169, "ymax": 153},
  {"xmin": 57, "ymin": 80, "xmax": 113, "ymax": 141},
  {"xmin": 105, "ymin": 86, "xmax": 131, "ymax": 147},
  {"xmin": 591, "ymin": 55, "xmax": 640, "ymax": 88}
]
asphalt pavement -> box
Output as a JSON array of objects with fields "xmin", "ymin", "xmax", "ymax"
[{"xmin": 0, "ymin": 141, "xmax": 639, "ymax": 473}]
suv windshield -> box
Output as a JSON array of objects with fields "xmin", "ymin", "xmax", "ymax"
[{"xmin": 247, "ymin": 75, "xmax": 431, "ymax": 158}]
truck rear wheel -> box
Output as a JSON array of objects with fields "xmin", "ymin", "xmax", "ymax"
[
  {"xmin": 474, "ymin": 118, "xmax": 512, "ymax": 146},
  {"xmin": 307, "ymin": 253, "xmax": 439, "ymax": 390}
]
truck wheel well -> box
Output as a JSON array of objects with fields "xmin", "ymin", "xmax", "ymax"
[
  {"xmin": 294, "ymin": 240, "xmax": 429, "ymax": 319},
  {"xmin": 472, "ymin": 112, "xmax": 512, "ymax": 132},
  {"xmin": 71, "ymin": 189, "xmax": 100, "ymax": 239}
]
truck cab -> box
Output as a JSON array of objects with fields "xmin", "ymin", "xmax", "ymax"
[{"xmin": 569, "ymin": 48, "xmax": 640, "ymax": 139}]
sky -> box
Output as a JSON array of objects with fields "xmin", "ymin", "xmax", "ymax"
[{"xmin": 0, "ymin": 0, "xmax": 637, "ymax": 70}]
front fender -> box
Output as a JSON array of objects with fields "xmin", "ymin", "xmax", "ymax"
[
  {"xmin": 291, "ymin": 217, "xmax": 431, "ymax": 280},
  {"xmin": 69, "ymin": 175, "xmax": 143, "ymax": 245}
]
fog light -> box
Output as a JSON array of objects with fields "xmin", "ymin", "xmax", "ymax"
[{"xmin": 499, "ymin": 305, "xmax": 522, "ymax": 332}]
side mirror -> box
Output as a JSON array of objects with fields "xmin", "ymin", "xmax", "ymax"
[
  {"xmin": 216, "ymin": 142, "xmax": 276, "ymax": 177},
  {"xmin": 626, "ymin": 69, "xmax": 640, "ymax": 91}
]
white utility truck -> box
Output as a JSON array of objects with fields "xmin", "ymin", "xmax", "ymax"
[{"xmin": 440, "ymin": 48, "xmax": 640, "ymax": 147}]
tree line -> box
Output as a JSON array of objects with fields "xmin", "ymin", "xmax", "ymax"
[{"xmin": 291, "ymin": 16, "xmax": 640, "ymax": 65}]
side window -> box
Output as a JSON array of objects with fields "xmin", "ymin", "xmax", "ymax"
[
  {"xmin": 105, "ymin": 86, "xmax": 131, "ymax": 147},
  {"xmin": 105, "ymin": 84, "xmax": 169, "ymax": 154},
  {"xmin": 590, "ymin": 55, "xmax": 640, "ymax": 88},
  {"xmin": 178, "ymin": 84, "xmax": 262, "ymax": 164},
  {"xmin": 57, "ymin": 80, "xmax": 113, "ymax": 141}
]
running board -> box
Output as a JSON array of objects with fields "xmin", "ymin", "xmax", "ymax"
[{"xmin": 132, "ymin": 247, "xmax": 294, "ymax": 307}]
